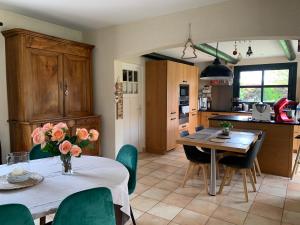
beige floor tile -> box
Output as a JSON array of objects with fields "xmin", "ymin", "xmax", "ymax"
[
  {"xmin": 136, "ymin": 213, "xmax": 170, "ymax": 225},
  {"xmin": 160, "ymin": 165, "xmax": 180, "ymax": 173},
  {"xmin": 138, "ymin": 159, "xmax": 152, "ymax": 166},
  {"xmin": 138, "ymin": 175, "xmax": 162, "ymax": 186},
  {"xmin": 287, "ymin": 183, "xmax": 300, "ymax": 191},
  {"xmin": 228, "ymin": 188, "xmax": 257, "ymax": 201},
  {"xmin": 206, "ymin": 217, "xmax": 235, "ymax": 225},
  {"xmin": 254, "ymin": 192, "xmax": 285, "ymax": 208},
  {"xmin": 129, "ymin": 193, "xmax": 138, "ymax": 200},
  {"xmin": 162, "ymin": 192, "xmax": 193, "ymax": 208},
  {"xmin": 174, "ymin": 186, "xmax": 202, "ymax": 197},
  {"xmin": 244, "ymin": 213, "xmax": 281, "ymax": 225},
  {"xmin": 143, "ymin": 162, "xmax": 164, "ymax": 170},
  {"xmin": 282, "ymin": 210, "xmax": 300, "ymax": 225},
  {"xmin": 250, "ymin": 202, "xmax": 283, "ymax": 221},
  {"xmin": 168, "ymin": 223, "xmax": 180, "ymax": 225},
  {"xmin": 185, "ymin": 199, "xmax": 218, "ymax": 216},
  {"xmin": 131, "ymin": 208, "xmax": 144, "ymax": 219},
  {"xmin": 284, "ymin": 199, "xmax": 300, "ymax": 213},
  {"xmin": 138, "ymin": 166, "xmax": 157, "ymax": 175},
  {"xmin": 131, "ymin": 196, "xmax": 159, "ymax": 212},
  {"xmin": 149, "ymin": 170, "xmax": 173, "ymax": 179},
  {"xmin": 148, "ymin": 202, "xmax": 182, "ymax": 220},
  {"xmin": 212, "ymin": 206, "xmax": 247, "ymax": 225},
  {"xmin": 166, "ymin": 174, "xmax": 185, "ymax": 183},
  {"xmin": 141, "ymin": 187, "xmax": 171, "ymax": 201},
  {"xmin": 221, "ymin": 196, "xmax": 253, "ymax": 212},
  {"xmin": 259, "ymin": 184, "xmax": 287, "ymax": 198},
  {"xmin": 196, "ymin": 192, "xmax": 225, "ymax": 204},
  {"xmin": 134, "ymin": 182, "xmax": 151, "ymax": 195},
  {"xmin": 154, "ymin": 180, "xmax": 180, "ymax": 191},
  {"xmin": 286, "ymin": 190, "xmax": 300, "ymax": 201},
  {"xmin": 172, "ymin": 209, "xmax": 209, "ymax": 225}
]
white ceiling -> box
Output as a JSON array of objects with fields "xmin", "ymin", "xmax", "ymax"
[
  {"xmin": 157, "ymin": 40, "xmax": 299, "ymax": 63},
  {"xmin": 0, "ymin": 0, "xmax": 229, "ymax": 30}
]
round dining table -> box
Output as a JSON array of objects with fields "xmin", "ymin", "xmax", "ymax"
[{"xmin": 0, "ymin": 156, "xmax": 130, "ymax": 224}]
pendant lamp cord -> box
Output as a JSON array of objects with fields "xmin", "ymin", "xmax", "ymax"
[{"xmin": 216, "ymin": 42, "xmax": 219, "ymax": 58}]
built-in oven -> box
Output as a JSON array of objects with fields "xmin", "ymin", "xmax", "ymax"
[{"xmin": 179, "ymin": 84, "xmax": 189, "ymax": 125}]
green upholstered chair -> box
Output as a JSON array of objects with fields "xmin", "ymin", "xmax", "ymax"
[
  {"xmin": 49, "ymin": 187, "xmax": 115, "ymax": 225},
  {"xmin": 116, "ymin": 144, "xmax": 138, "ymax": 225},
  {"xmin": 0, "ymin": 204, "xmax": 34, "ymax": 225},
  {"xmin": 29, "ymin": 144, "xmax": 56, "ymax": 160}
]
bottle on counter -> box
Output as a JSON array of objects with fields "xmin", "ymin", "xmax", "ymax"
[{"xmin": 207, "ymin": 97, "xmax": 212, "ymax": 110}]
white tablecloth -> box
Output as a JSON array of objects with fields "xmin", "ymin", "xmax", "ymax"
[{"xmin": 0, "ymin": 156, "xmax": 130, "ymax": 219}]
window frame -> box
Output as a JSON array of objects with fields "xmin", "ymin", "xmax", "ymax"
[{"xmin": 233, "ymin": 62, "xmax": 297, "ymax": 104}]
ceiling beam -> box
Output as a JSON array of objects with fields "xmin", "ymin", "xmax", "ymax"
[
  {"xmin": 194, "ymin": 43, "xmax": 239, "ymax": 64},
  {"xmin": 142, "ymin": 53, "xmax": 194, "ymax": 65},
  {"xmin": 278, "ymin": 40, "xmax": 296, "ymax": 61}
]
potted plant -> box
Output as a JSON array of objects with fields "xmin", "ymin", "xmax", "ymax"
[
  {"xmin": 31, "ymin": 122, "xmax": 99, "ymax": 175},
  {"xmin": 220, "ymin": 121, "xmax": 233, "ymax": 136}
]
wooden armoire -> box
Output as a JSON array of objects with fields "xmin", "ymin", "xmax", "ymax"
[{"xmin": 2, "ymin": 29, "xmax": 101, "ymax": 155}]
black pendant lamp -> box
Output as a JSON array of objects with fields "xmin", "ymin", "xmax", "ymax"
[{"xmin": 200, "ymin": 43, "xmax": 233, "ymax": 81}]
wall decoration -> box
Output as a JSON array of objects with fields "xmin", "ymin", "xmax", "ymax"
[
  {"xmin": 122, "ymin": 69, "xmax": 139, "ymax": 94},
  {"xmin": 115, "ymin": 81, "xmax": 123, "ymax": 119}
]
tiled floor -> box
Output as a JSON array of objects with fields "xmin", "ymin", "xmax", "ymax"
[{"xmin": 128, "ymin": 147, "xmax": 300, "ymax": 225}]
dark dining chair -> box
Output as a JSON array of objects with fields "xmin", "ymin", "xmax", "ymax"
[
  {"xmin": 195, "ymin": 125, "xmax": 204, "ymax": 132},
  {"xmin": 0, "ymin": 204, "xmax": 35, "ymax": 225},
  {"xmin": 180, "ymin": 131, "xmax": 210, "ymax": 192},
  {"xmin": 218, "ymin": 132, "xmax": 266, "ymax": 202},
  {"xmin": 116, "ymin": 144, "xmax": 138, "ymax": 225},
  {"xmin": 48, "ymin": 187, "xmax": 116, "ymax": 225}
]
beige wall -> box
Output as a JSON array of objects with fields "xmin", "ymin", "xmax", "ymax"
[
  {"xmin": 0, "ymin": 9, "xmax": 82, "ymax": 161},
  {"xmin": 83, "ymin": 0, "xmax": 300, "ymax": 158}
]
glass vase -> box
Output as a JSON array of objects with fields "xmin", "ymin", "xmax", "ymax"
[{"xmin": 60, "ymin": 154, "xmax": 73, "ymax": 175}]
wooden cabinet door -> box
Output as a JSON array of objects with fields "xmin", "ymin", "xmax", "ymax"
[
  {"xmin": 188, "ymin": 112, "xmax": 198, "ymax": 134},
  {"xmin": 71, "ymin": 117, "xmax": 101, "ymax": 156},
  {"xmin": 188, "ymin": 66, "xmax": 199, "ymax": 113},
  {"xmin": 63, "ymin": 54, "xmax": 92, "ymax": 117},
  {"xmin": 167, "ymin": 116, "xmax": 178, "ymax": 151},
  {"xmin": 167, "ymin": 61, "xmax": 180, "ymax": 117},
  {"xmin": 27, "ymin": 49, "xmax": 64, "ymax": 120}
]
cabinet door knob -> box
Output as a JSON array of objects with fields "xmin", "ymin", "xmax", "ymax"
[
  {"xmin": 171, "ymin": 118, "xmax": 176, "ymax": 120},
  {"xmin": 170, "ymin": 112, "xmax": 176, "ymax": 114},
  {"xmin": 65, "ymin": 90, "xmax": 69, "ymax": 96}
]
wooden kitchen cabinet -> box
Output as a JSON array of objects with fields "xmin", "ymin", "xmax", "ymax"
[
  {"xmin": 188, "ymin": 112, "xmax": 198, "ymax": 134},
  {"xmin": 146, "ymin": 60, "xmax": 199, "ymax": 154},
  {"xmin": 2, "ymin": 29, "xmax": 100, "ymax": 155}
]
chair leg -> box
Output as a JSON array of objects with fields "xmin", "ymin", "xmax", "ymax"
[
  {"xmin": 247, "ymin": 169, "xmax": 256, "ymax": 192},
  {"xmin": 291, "ymin": 149, "xmax": 300, "ymax": 179},
  {"xmin": 218, "ymin": 167, "xmax": 230, "ymax": 194},
  {"xmin": 254, "ymin": 158, "xmax": 262, "ymax": 176},
  {"xmin": 130, "ymin": 205, "xmax": 136, "ymax": 225},
  {"xmin": 201, "ymin": 165, "xmax": 209, "ymax": 193},
  {"xmin": 40, "ymin": 217, "xmax": 46, "ymax": 225},
  {"xmin": 252, "ymin": 164, "xmax": 257, "ymax": 184},
  {"xmin": 241, "ymin": 169, "xmax": 249, "ymax": 202},
  {"xmin": 226, "ymin": 168, "xmax": 235, "ymax": 186},
  {"xmin": 182, "ymin": 161, "xmax": 195, "ymax": 187}
]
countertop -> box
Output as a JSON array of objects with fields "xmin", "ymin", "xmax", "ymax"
[
  {"xmin": 209, "ymin": 115, "xmax": 300, "ymax": 125},
  {"xmin": 198, "ymin": 110, "xmax": 250, "ymax": 113}
]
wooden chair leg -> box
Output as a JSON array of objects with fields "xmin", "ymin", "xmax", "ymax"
[
  {"xmin": 40, "ymin": 217, "xmax": 46, "ymax": 225},
  {"xmin": 241, "ymin": 169, "xmax": 249, "ymax": 202},
  {"xmin": 201, "ymin": 165, "xmax": 209, "ymax": 193},
  {"xmin": 218, "ymin": 167, "xmax": 230, "ymax": 194},
  {"xmin": 130, "ymin": 205, "xmax": 136, "ymax": 225},
  {"xmin": 247, "ymin": 169, "xmax": 256, "ymax": 192},
  {"xmin": 182, "ymin": 162, "xmax": 195, "ymax": 187},
  {"xmin": 252, "ymin": 164, "xmax": 257, "ymax": 184},
  {"xmin": 226, "ymin": 168, "xmax": 235, "ymax": 186},
  {"xmin": 254, "ymin": 158, "xmax": 262, "ymax": 176},
  {"xmin": 291, "ymin": 149, "xmax": 300, "ymax": 179}
]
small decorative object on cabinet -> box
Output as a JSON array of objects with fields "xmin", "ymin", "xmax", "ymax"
[
  {"xmin": 2, "ymin": 29, "xmax": 101, "ymax": 155},
  {"xmin": 31, "ymin": 122, "xmax": 99, "ymax": 174}
]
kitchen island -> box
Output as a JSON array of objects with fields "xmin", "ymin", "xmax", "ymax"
[{"xmin": 209, "ymin": 115, "xmax": 299, "ymax": 177}]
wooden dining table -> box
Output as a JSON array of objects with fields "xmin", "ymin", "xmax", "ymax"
[{"xmin": 176, "ymin": 128, "xmax": 260, "ymax": 196}]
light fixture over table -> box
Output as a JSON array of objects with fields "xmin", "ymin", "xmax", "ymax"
[{"xmin": 181, "ymin": 23, "xmax": 197, "ymax": 59}]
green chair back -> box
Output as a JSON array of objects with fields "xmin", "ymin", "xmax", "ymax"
[
  {"xmin": 29, "ymin": 144, "xmax": 55, "ymax": 160},
  {"xmin": 116, "ymin": 144, "xmax": 138, "ymax": 195},
  {"xmin": 0, "ymin": 204, "xmax": 34, "ymax": 225},
  {"xmin": 52, "ymin": 187, "xmax": 115, "ymax": 225}
]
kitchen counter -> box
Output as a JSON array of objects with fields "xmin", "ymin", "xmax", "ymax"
[
  {"xmin": 209, "ymin": 115, "xmax": 298, "ymax": 177},
  {"xmin": 198, "ymin": 109, "xmax": 250, "ymax": 114},
  {"xmin": 209, "ymin": 115, "xmax": 300, "ymax": 126}
]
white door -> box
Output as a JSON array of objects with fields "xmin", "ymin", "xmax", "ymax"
[{"xmin": 122, "ymin": 63, "xmax": 143, "ymax": 151}]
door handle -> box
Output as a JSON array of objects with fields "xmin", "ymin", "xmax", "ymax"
[
  {"xmin": 64, "ymin": 83, "xmax": 68, "ymax": 96},
  {"xmin": 170, "ymin": 112, "xmax": 176, "ymax": 114},
  {"xmin": 171, "ymin": 118, "xmax": 176, "ymax": 120}
]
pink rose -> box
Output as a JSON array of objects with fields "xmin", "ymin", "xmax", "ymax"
[
  {"xmin": 42, "ymin": 123, "xmax": 53, "ymax": 132},
  {"xmin": 32, "ymin": 132, "xmax": 45, "ymax": 145},
  {"xmin": 76, "ymin": 128, "xmax": 89, "ymax": 140},
  {"xmin": 70, "ymin": 145, "xmax": 82, "ymax": 157},
  {"xmin": 51, "ymin": 128, "xmax": 65, "ymax": 142},
  {"xmin": 31, "ymin": 127, "xmax": 42, "ymax": 138},
  {"xmin": 88, "ymin": 129, "xmax": 99, "ymax": 141},
  {"xmin": 54, "ymin": 122, "xmax": 68, "ymax": 130},
  {"xmin": 59, "ymin": 140, "xmax": 72, "ymax": 154}
]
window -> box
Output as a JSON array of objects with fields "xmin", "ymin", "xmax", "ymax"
[{"xmin": 233, "ymin": 63, "xmax": 297, "ymax": 103}]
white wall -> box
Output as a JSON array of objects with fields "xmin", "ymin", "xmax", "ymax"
[
  {"xmin": 0, "ymin": 9, "xmax": 83, "ymax": 161},
  {"xmin": 83, "ymin": 0, "xmax": 300, "ymax": 158}
]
